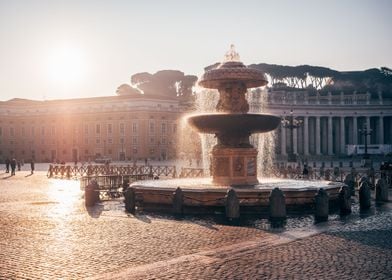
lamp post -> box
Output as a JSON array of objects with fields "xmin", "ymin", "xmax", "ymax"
[
  {"xmin": 281, "ymin": 109, "xmax": 303, "ymax": 162},
  {"xmin": 358, "ymin": 123, "xmax": 372, "ymax": 160}
]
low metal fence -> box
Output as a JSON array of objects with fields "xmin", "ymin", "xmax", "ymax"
[{"xmin": 47, "ymin": 164, "xmax": 177, "ymax": 179}]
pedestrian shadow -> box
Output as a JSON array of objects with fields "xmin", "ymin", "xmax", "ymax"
[
  {"xmin": 25, "ymin": 173, "xmax": 34, "ymax": 177},
  {"xmin": 134, "ymin": 214, "xmax": 152, "ymax": 223},
  {"xmin": 86, "ymin": 204, "xmax": 104, "ymax": 218},
  {"xmin": 2, "ymin": 174, "xmax": 13, "ymax": 179}
]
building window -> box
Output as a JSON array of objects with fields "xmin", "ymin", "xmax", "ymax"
[
  {"xmin": 132, "ymin": 136, "xmax": 138, "ymax": 145},
  {"xmin": 108, "ymin": 138, "xmax": 113, "ymax": 144},
  {"xmin": 10, "ymin": 127, "xmax": 14, "ymax": 137},
  {"xmin": 120, "ymin": 123, "xmax": 125, "ymax": 135},
  {"xmin": 161, "ymin": 137, "xmax": 167, "ymax": 145},
  {"xmin": 120, "ymin": 138, "xmax": 124, "ymax": 144},
  {"xmin": 96, "ymin": 138, "xmax": 100, "ymax": 144},
  {"xmin": 21, "ymin": 127, "xmax": 25, "ymax": 136},
  {"xmin": 41, "ymin": 127, "xmax": 45, "ymax": 136},
  {"xmin": 107, "ymin": 123, "xmax": 113, "ymax": 134},
  {"xmin": 173, "ymin": 124, "xmax": 177, "ymax": 133},
  {"xmin": 31, "ymin": 127, "xmax": 35, "ymax": 136},
  {"xmin": 0, "ymin": 127, "xmax": 2, "ymax": 136},
  {"xmin": 132, "ymin": 123, "xmax": 138, "ymax": 134},
  {"xmin": 149, "ymin": 121, "xmax": 155, "ymax": 134},
  {"xmin": 133, "ymin": 148, "xmax": 137, "ymax": 154},
  {"xmin": 85, "ymin": 149, "xmax": 89, "ymax": 154},
  {"xmin": 96, "ymin": 124, "xmax": 101, "ymax": 134},
  {"xmin": 150, "ymin": 137, "xmax": 155, "ymax": 144},
  {"xmin": 84, "ymin": 124, "xmax": 88, "ymax": 134},
  {"xmin": 161, "ymin": 123, "xmax": 166, "ymax": 134}
]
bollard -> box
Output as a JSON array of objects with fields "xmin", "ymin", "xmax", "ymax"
[
  {"xmin": 343, "ymin": 174, "xmax": 356, "ymax": 196},
  {"xmin": 314, "ymin": 188, "xmax": 329, "ymax": 222},
  {"xmin": 225, "ymin": 188, "xmax": 240, "ymax": 220},
  {"xmin": 66, "ymin": 166, "xmax": 71, "ymax": 179},
  {"xmin": 375, "ymin": 178, "xmax": 389, "ymax": 202},
  {"xmin": 85, "ymin": 180, "xmax": 99, "ymax": 207},
  {"xmin": 172, "ymin": 187, "xmax": 184, "ymax": 215},
  {"xmin": 339, "ymin": 185, "xmax": 351, "ymax": 215},
  {"xmin": 124, "ymin": 187, "xmax": 136, "ymax": 213},
  {"xmin": 359, "ymin": 181, "xmax": 371, "ymax": 210},
  {"xmin": 269, "ymin": 188, "xmax": 286, "ymax": 221}
]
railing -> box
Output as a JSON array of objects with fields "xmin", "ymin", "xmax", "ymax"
[
  {"xmin": 273, "ymin": 167, "xmax": 392, "ymax": 187},
  {"xmin": 80, "ymin": 173, "xmax": 154, "ymax": 199},
  {"xmin": 179, "ymin": 167, "xmax": 204, "ymax": 178},
  {"xmin": 47, "ymin": 164, "xmax": 177, "ymax": 179}
]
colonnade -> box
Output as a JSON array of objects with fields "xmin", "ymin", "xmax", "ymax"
[{"xmin": 279, "ymin": 115, "xmax": 392, "ymax": 156}]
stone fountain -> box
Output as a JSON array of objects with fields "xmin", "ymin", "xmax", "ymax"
[
  {"xmin": 128, "ymin": 46, "xmax": 343, "ymax": 216},
  {"xmin": 188, "ymin": 45, "xmax": 280, "ymax": 186}
]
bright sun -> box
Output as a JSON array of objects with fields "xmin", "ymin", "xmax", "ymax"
[{"xmin": 47, "ymin": 45, "xmax": 87, "ymax": 84}]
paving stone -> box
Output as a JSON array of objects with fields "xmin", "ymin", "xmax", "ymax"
[{"xmin": 0, "ymin": 171, "xmax": 391, "ymax": 279}]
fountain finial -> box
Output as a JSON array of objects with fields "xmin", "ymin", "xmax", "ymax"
[{"xmin": 224, "ymin": 44, "xmax": 240, "ymax": 62}]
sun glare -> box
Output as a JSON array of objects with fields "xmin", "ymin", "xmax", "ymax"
[{"xmin": 47, "ymin": 45, "xmax": 87, "ymax": 85}]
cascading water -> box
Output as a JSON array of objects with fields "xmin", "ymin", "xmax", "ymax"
[{"xmin": 194, "ymin": 86, "xmax": 277, "ymax": 179}]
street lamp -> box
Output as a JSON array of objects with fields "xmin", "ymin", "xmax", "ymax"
[
  {"xmin": 281, "ymin": 109, "xmax": 303, "ymax": 162},
  {"xmin": 358, "ymin": 123, "xmax": 372, "ymax": 160}
]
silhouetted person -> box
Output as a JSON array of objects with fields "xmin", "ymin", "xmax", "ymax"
[
  {"xmin": 30, "ymin": 159, "xmax": 35, "ymax": 174},
  {"xmin": 17, "ymin": 160, "xmax": 21, "ymax": 171},
  {"xmin": 302, "ymin": 164, "xmax": 309, "ymax": 178},
  {"xmin": 10, "ymin": 158, "xmax": 17, "ymax": 176},
  {"xmin": 5, "ymin": 158, "xmax": 10, "ymax": 173}
]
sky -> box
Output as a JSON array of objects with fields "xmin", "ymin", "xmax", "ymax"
[{"xmin": 0, "ymin": 0, "xmax": 391, "ymax": 101}]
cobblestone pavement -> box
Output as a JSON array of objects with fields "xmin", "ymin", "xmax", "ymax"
[{"xmin": 0, "ymin": 171, "xmax": 391, "ymax": 279}]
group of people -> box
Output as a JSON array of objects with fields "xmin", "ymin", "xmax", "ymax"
[{"xmin": 4, "ymin": 158, "xmax": 35, "ymax": 175}]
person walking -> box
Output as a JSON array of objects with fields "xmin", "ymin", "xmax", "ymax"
[
  {"xmin": 10, "ymin": 158, "xmax": 16, "ymax": 176},
  {"xmin": 17, "ymin": 160, "xmax": 21, "ymax": 171},
  {"xmin": 30, "ymin": 159, "xmax": 35, "ymax": 174},
  {"xmin": 5, "ymin": 158, "xmax": 10, "ymax": 173}
]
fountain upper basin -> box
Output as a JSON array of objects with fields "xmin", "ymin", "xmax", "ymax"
[{"xmin": 187, "ymin": 113, "xmax": 281, "ymax": 134}]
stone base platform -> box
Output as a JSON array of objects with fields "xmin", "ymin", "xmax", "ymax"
[{"xmin": 130, "ymin": 178, "xmax": 343, "ymax": 215}]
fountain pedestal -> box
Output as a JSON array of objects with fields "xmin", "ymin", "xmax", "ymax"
[{"xmin": 211, "ymin": 147, "xmax": 258, "ymax": 186}]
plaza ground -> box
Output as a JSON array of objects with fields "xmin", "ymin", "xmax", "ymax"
[{"xmin": 0, "ymin": 169, "xmax": 391, "ymax": 279}]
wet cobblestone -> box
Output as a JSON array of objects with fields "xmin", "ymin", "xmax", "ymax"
[{"xmin": 1, "ymin": 170, "xmax": 391, "ymax": 279}]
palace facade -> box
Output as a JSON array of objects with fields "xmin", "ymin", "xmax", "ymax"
[
  {"xmin": 0, "ymin": 94, "xmax": 184, "ymax": 163},
  {"xmin": 1, "ymin": 87, "xmax": 391, "ymax": 163}
]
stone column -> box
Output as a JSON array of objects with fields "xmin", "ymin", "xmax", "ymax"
[
  {"xmin": 316, "ymin": 116, "xmax": 321, "ymax": 155},
  {"xmin": 328, "ymin": 116, "xmax": 333, "ymax": 155},
  {"xmin": 379, "ymin": 116, "xmax": 384, "ymax": 144},
  {"xmin": 366, "ymin": 116, "xmax": 371, "ymax": 144},
  {"xmin": 281, "ymin": 125, "xmax": 286, "ymax": 155},
  {"xmin": 340, "ymin": 117, "xmax": 346, "ymax": 154},
  {"xmin": 353, "ymin": 117, "xmax": 358, "ymax": 145},
  {"xmin": 293, "ymin": 126, "xmax": 298, "ymax": 155},
  {"xmin": 304, "ymin": 116, "xmax": 309, "ymax": 156}
]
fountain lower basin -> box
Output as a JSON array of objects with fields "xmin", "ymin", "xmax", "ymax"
[{"xmin": 130, "ymin": 178, "xmax": 343, "ymax": 215}]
